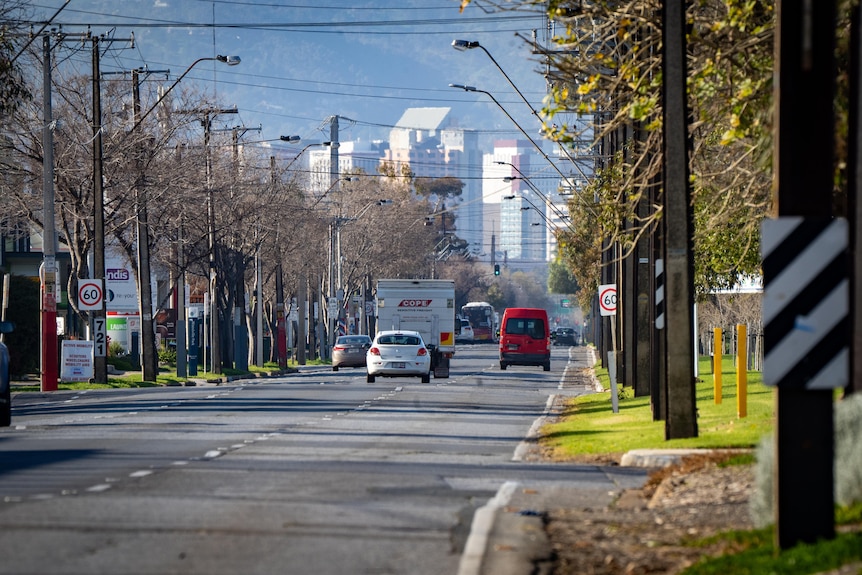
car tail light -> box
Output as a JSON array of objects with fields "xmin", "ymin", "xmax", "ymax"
[
  {"xmin": 417, "ymin": 347, "xmax": 428, "ymax": 356},
  {"xmin": 368, "ymin": 347, "xmax": 381, "ymax": 356},
  {"xmin": 333, "ymin": 345, "xmax": 346, "ymax": 351}
]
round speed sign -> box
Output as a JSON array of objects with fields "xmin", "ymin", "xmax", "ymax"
[
  {"xmin": 78, "ymin": 279, "xmax": 104, "ymax": 311},
  {"xmin": 598, "ymin": 284, "xmax": 617, "ymax": 316}
]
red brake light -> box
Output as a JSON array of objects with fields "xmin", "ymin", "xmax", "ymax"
[
  {"xmin": 333, "ymin": 345, "xmax": 346, "ymax": 351},
  {"xmin": 417, "ymin": 347, "xmax": 428, "ymax": 356},
  {"xmin": 369, "ymin": 347, "xmax": 380, "ymax": 356}
]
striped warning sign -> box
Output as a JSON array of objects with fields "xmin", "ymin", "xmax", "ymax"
[
  {"xmin": 762, "ymin": 217, "xmax": 848, "ymax": 389},
  {"xmin": 655, "ymin": 259, "xmax": 665, "ymax": 330}
]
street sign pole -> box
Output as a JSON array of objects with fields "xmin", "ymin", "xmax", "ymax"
[{"xmin": 599, "ymin": 284, "xmax": 619, "ymax": 413}]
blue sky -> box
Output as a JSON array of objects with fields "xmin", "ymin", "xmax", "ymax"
[{"xmin": 27, "ymin": 0, "xmax": 557, "ymax": 150}]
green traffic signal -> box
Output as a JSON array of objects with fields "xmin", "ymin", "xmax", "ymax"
[{"xmin": 494, "ymin": 264, "xmax": 500, "ymax": 276}]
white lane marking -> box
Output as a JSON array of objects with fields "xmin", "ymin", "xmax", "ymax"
[
  {"xmin": 129, "ymin": 470, "xmax": 152, "ymax": 478},
  {"xmin": 512, "ymin": 395, "xmax": 555, "ymax": 462}
]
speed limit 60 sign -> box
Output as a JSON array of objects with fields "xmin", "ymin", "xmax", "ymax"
[
  {"xmin": 78, "ymin": 279, "xmax": 104, "ymax": 311},
  {"xmin": 599, "ymin": 284, "xmax": 617, "ymax": 316}
]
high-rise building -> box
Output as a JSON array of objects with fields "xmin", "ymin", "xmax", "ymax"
[
  {"xmin": 383, "ymin": 108, "xmax": 482, "ymax": 253},
  {"xmin": 482, "ymin": 140, "xmax": 564, "ymax": 266}
]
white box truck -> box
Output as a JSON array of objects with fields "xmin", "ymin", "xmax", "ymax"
[{"xmin": 375, "ymin": 279, "xmax": 455, "ymax": 378}]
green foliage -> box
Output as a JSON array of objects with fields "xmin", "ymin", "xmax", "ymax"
[
  {"xmin": 413, "ymin": 176, "xmax": 464, "ymax": 200},
  {"xmin": 547, "ymin": 258, "xmax": 579, "ymax": 295},
  {"xmin": 108, "ymin": 340, "xmax": 125, "ymax": 357},
  {"xmin": 682, "ymin": 529, "xmax": 862, "ymax": 575},
  {"xmin": 751, "ymin": 394, "xmax": 862, "ymax": 529},
  {"xmin": 158, "ymin": 347, "xmax": 177, "ymax": 366}
]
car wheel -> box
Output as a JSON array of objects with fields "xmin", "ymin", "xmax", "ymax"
[
  {"xmin": 366, "ymin": 373, "xmax": 375, "ymax": 383},
  {"xmin": 332, "ymin": 366, "xmax": 339, "ymax": 372},
  {"xmin": 500, "ymin": 362, "xmax": 507, "ymax": 370},
  {"xmin": 421, "ymin": 373, "xmax": 430, "ymax": 383},
  {"xmin": 543, "ymin": 362, "xmax": 551, "ymax": 372}
]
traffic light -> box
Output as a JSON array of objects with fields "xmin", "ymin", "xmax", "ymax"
[{"xmin": 493, "ymin": 263, "xmax": 500, "ymax": 276}]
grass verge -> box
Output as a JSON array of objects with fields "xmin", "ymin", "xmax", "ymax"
[
  {"xmin": 541, "ymin": 356, "xmax": 773, "ymax": 460},
  {"xmin": 542, "ymin": 352, "xmax": 861, "ymax": 575}
]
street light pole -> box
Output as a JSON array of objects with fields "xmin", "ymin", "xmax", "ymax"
[
  {"xmin": 452, "ymin": 39, "xmax": 594, "ymax": 180},
  {"xmin": 449, "ymin": 83, "xmax": 595, "ymax": 218},
  {"xmin": 131, "ymin": 69, "xmax": 158, "ymax": 382}
]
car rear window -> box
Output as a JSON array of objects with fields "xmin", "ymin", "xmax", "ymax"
[
  {"xmin": 378, "ymin": 335, "xmax": 421, "ymax": 346},
  {"xmin": 505, "ymin": 318, "xmax": 546, "ymax": 339}
]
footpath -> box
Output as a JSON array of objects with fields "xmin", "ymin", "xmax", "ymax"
[{"xmin": 460, "ymin": 345, "xmax": 709, "ymax": 575}]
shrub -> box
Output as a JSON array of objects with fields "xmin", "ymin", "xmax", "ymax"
[
  {"xmin": 158, "ymin": 347, "xmax": 176, "ymax": 366},
  {"xmin": 750, "ymin": 394, "xmax": 862, "ymax": 527},
  {"xmin": 108, "ymin": 340, "xmax": 125, "ymax": 357}
]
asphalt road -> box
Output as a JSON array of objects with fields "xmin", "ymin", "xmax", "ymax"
[{"xmin": 0, "ymin": 345, "xmax": 648, "ymax": 575}]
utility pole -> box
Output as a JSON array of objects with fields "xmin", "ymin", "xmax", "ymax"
[
  {"xmin": 40, "ymin": 34, "xmax": 58, "ymax": 392},
  {"xmin": 661, "ymin": 0, "xmax": 697, "ymax": 439},
  {"xmin": 768, "ymin": 0, "xmax": 840, "ymax": 549},
  {"xmin": 271, "ymin": 156, "xmax": 288, "ymax": 369},
  {"xmin": 85, "ymin": 32, "xmax": 133, "ymax": 384},
  {"xmin": 130, "ymin": 68, "xmax": 167, "ymax": 383},
  {"xmin": 91, "ymin": 35, "xmax": 108, "ymax": 384}
]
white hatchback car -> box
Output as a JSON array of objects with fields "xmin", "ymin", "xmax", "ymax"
[
  {"xmin": 455, "ymin": 319, "xmax": 474, "ymax": 343},
  {"xmin": 366, "ymin": 330, "xmax": 431, "ymax": 383}
]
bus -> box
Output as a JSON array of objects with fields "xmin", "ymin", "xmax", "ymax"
[{"xmin": 460, "ymin": 302, "xmax": 497, "ymax": 342}]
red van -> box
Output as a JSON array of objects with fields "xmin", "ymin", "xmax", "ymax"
[{"xmin": 498, "ymin": 307, "xmax": 551, "ymax": 371}]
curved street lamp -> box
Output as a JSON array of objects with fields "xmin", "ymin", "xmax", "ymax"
[
  {"xmin": 451, "ymin": 39, "xmax": 594, "ymax": 180},
  {"xmin": 450, "ymin": 83, "xmax": 594, "ymax": 218},
  {"xmin": 131, "ymin": 55, "xmax": 241, "ymax": 133}
]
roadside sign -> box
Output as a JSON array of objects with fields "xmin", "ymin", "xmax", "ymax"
[
  {"xmin": 599, "ymin": 284, "xmax": 617, "ymax": 316},
  {"xmin": 93, "ymin": 316, "xmax": 107, "ymax": 357},
  {"xmin": 78, "ymin": 280, "xmax": 104, "ymax": 311}
]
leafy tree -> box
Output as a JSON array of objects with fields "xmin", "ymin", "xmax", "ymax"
[
  {"xmin": 548, "ymin": 258, "xmax": 579, "ymax": 296},
  {"xmin": 463, "ymin": 0, "xmax": 779, "ymax": 302},
  {"xmin": 0, "ymin": 1, "xmax": 31, "ymax": 119}
]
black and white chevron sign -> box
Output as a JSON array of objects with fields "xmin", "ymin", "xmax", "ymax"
[
  {"xmin": 655, "ymin": 258, "xmax": 665, "ymax": 330},
  {"xmin": 761, "ymin": 217, "xmax": 849, "ymax": 389}
]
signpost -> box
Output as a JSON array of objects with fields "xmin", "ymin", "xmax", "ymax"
[{"xmin": 598, "ymin": 284, "xmax": 619, "ymax": 412}]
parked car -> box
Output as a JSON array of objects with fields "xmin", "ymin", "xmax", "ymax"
[
  {"xmin": 553, "ymin": 327, "xmax": 577, "ymax": 347},
  {"xmin": 0, "ymin": 321, "xmax": 15, "ymax": 427},
  {"xmin": 498, "ymin": 308, "xmax": 551, "ymax": 371},
  {"xmin": 366, "ymin": 330, "xmax": 431, "ymax": 383},
  {"xmin": 331, "ymin": 334, "xmax": 373, "ymax": 371},
  {"xmin": 455, "ymin": 319, "xmax": 474, "ymax": 343}
]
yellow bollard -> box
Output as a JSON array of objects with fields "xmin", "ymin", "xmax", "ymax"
[
  {"xmin": 737, "ymin": 324, "xmax": 747, "ymax": 418},
  {"xmin": 713, "ymin": 327, "xmax": 722, "ymax": 404}
]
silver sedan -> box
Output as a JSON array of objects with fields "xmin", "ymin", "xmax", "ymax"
[{"xmin": 332, "ymin": 335, "xmax": 373, "ymax": 371}]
